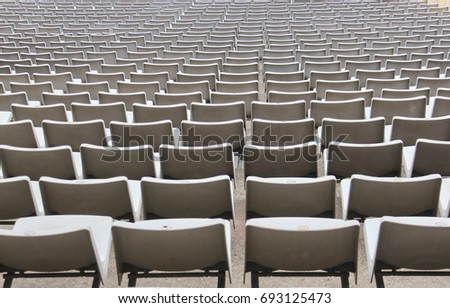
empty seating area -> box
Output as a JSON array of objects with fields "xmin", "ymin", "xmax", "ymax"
[{"xmin": 0, "ymin": 0, "xmax": 450, "ymax": 288}]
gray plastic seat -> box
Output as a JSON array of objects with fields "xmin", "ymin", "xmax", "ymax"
[
  {"xmin": 370, "ymin": 96, "xmax": 427, "ymax": 125},
  {"xmin": 325, "ymin": 140, "xmax": 403, "ymax": 179},
  {"xmin": 39, "ymin": 176, "xmax": 140, "ymax": 221},
  {"xmin": 0, "ymin": 215, "xmax": 112, "ymax": 287},
  {"xmin": 252, "ymin": 118, "xmax": 315, "ymax": 146},
  {"xmin": 244, "ymin": 142, "xmax": 318, "ymax": 179},
  {"xmin": 364, "ymin": 216, "xmax": 450, "ymax": 287},
  {"xmin": 71, "ymin": 102, "xmax": 127, "ymax": 128},
  {"xmin": 80, "ymin": 144, "xmax": 155, "ymax": 180},
  {"xmin": 341, "ymin": 174, "xmax": 441, "ymax": 220},
  {"xmin": 246, "ymin": 176, "xmax": 337, "ymax": 218},
  {"xmin": 112, "ymin": 218, "xmax": 232, "ymax": 287},
  {"xmin": 141, "ymin": 175, "xmax": 234, "ymax": 220},
  {"xmin": 245, "ymin": 217, "xmax": 359, "ymax": 287},
  {"xmin": 0, "ymin": 120, "xmax": 38, "ymax": 148},
  {"xmin": 390, "ymin": 116, "xmax": 450, "ymax": 146}
]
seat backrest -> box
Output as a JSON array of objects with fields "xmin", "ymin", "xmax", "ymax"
[
  {"xmin": 316, "ymin": 79, "xmax": 359, "ymax": 100},
  {"xmin": 310, "ymin": 98, "xmax": 366, "ymax": 128},
  {"xmin": 0, "ymin": 120, "xmax": 38, "ymax": 148},
  {"xmin": 67, "ymin": 81, "xmax": 110, "ymax": 100},
  {"xmin": 0, "ymin": 145, "xmax": 76, "ymax": 180},
  {"xmin": 110, "ymin": 120, "xmax": 173, "ymax": 150},
  {"xmin": 80, "ymin": 144, "xmax": 155, "ymax": 180},
  {"xmin": 181, "ymin": 119, "xmax": 245, "ymax": 153},
  {"xmin": 10, "ymin": 82, "xmax": 54, "ymax": 101},
  {"xmin": 366, "ymin": 77, "xmax": 410, "ymax": 97},
  {"xmin": 244, "ymin": 142, "xmax": 318, "ymax": 179},
  {"xmin": 71, "ymin": 102, "xmax": 127, "ymax": 128},
  {"xmin": 381, "ymin": 87, "xmax": 430, "ymax": 104},
  {"xmin": 326, "ymin": 140, "xmax": 403, "ymax": 179},
  {"xmin": 112, "ymin": 219, "xmax": 231, "ymax": 274},
  {"xmin": 133, "ymin": 103, "xmax": 188, "ymax": 128},
  {"xmin": 371, "ymin": 96, "xmax": 427, "ymax": 125},
  {"xmin": 159, "ymin": 143, "xmax": 235, "ymax": 180},
  {"xmin": 412, "ymin": 139, "xmax": 450, "ymax": 177},
  {"xmin": 43, "ymin": 119, "xmax": 106, "ymax": 152},
  {"xmin": 246, "ymin": 176, "xmax": 336, "ymax": 218},
  {"xmin": 251, "ymin": 101, "xmax": 306, "ymax": 121},
  {"xmin": 321, "ymin": 117, "xmax": 385, "ymax": 148},
  {"xmin": 432, "ymin": 96, "xmax": 450, "ymax": 117},
  {"xmin": 391, "ymin": 116, "xmax": 450, "ymax": 146},
  {"xmin": 0, "ymin": 176, "xmax": 39, "ymax": 219},
  {"xmin": 11, "ymin": 104, "xmax": 68, "ymax": 127},
  {"xmin": 42, "ymin": 92, "xmax": 91, "ymax": 111},
  {"xmin": 355, "ymin": 69, "xmax": 395, "ymax": 88},
  {"xmin": 191, "ymin": 101, "xmax": 246, "ymax": 124},
  {"xmin": 252, "ymin": 118, "xmax": 315, "ymax": 146},
  {"xmin": 325, "ymin": 89, "xmax": 374, "ymax": 107},
  {"xmin": 98, "ymin": 91, "xmax": 147, "ymax": 111},
  {"xmin": 39, "ymin": 176, "xmax": 135, "ymax": 220},
  {"xmin": 141, "ymin": 175, "xmax": 234, "ymax": 219},
  {"xmin": 346, "ymin": 174, "xmax": 442, "ymax": 218},
  {"xmin": 245, "ymin": 217, "xmax": 359, "ymax": 272},
  {"xmin": 417, "ymin": 77, "xmax": 450, "ymax": 96}
]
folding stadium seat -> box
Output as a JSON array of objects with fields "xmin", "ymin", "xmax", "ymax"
[
  {"xmin": 251, "ymin": 101, "xmax": 306, "ymax": 121},
  {"xmin": 217, "ymin": 80, "xmax": 259, "ymax": 93},
  {"xmin": 0, "ymin": 175, "xmax": 43, "ymax": 224},
  {"xmin": 403, "ymin": 138, "xmax": 450, "ymax": 178},
  {"xmin": 21, "ymin": 52, "xmax": 51, "ymax": 65},
  {"xmin": 0, "ymin": 145, "xmax": 77, "ymax": 180},
  {"xmin": 191, "ymin": 102, "xmax": 246, "ymax": 126},
  {"xmin": 320, "ymin": 117, "xmax": 386, "ymax": 149},
  {"xmin": 14, "ymin": 64, "xmax": 51, "ymax": 79},
  {"xmin": 310, "ymin": 70, "xmax": 350, "ymax": 89},
  {"xmin": 182, "ymin": 63, "xmax": 220, "ymax": 79},
  {"xmin": 80, "ymin": 144, "xmax": 155, "ymax": 181},
  {"xmin": 0, "ymin": 120, "xmax": 39, "ymax": 148},
  {"xmin": 426, "ymin": 59, "xmax": 450, "ymax": 75},
  {"xmin": 159, "ymin": 143, "xmax": 235, "ymax": 180},
  {"xmin": 265, "ymin": 71, "xmax": 304, "ymax": 82},
  {"xmin": 243, "ymin": 142, "xmax": 318, "ymax": 179},
  {"xmin": 41, "ymin": 92, "xmax": 91, "ymax": 111},
  {"xmin": 324, "ymin": 140, "xmax": 403, "ymax": 179},
  {"xmin": 99, "ymin": 46, "xmax": 128, "ymax": 59},
  {"xmin": 370, "ymin": 96, "xmax": 427, "ymax": 125},
  {"xmin": 245, "ymin": 217, "xmax": 359, "ymax": 288},
  {"xmin": 33, "ymin": 72, "xmax": 73, "ymax": 93},
  {"xmin": 112, "ymin": 218, "xmax": 232, "ymax": 287},
  {"xmin": 55, "ymin": 64, "xmax": 90, "ymax": 82},
  {"xmin": 132, "ymin": 102, "xmax": 188, "ymax": 128},
  {"xmin": 98, "ymin": 92, "xmax": 147, "ymax": 111},
  {"xmin": 432, "ymin": 96, "xmax": 450, "ymax": 117},
  {"xmin": 268, "ymin": 89, "xmax": 316, "ymax": 107},
  {"xmin": 86, "ymin": 51, "xmax": 117, "ymax": 65},
  {"xmin": 154, "ymin": 92, "xmax": 202, "ymax": 110},
  {"xmin": 154, "ymin": 56, "xmax": 186, "ymax": 69},
  {"xmin": 304, "ymin": 61, "xmax": 340, "ymax": 78},
  {"xmin": 364, "ymin": 216, "xmax": 450, "ymax": 288},
  {"xmin": 195, "ymin": 51, "xmax": 227, "ymax": 62},
  {"xmin": 142, "ymin": 63, "xmax": 180, "ymax": 82},
  {"xmin": 226, "ymin": 56, "xmax": 259, "ymax": 65},
  {"xmin": 316, "ymin": 80, "xmax": 360, "ymax": 100},
  {"xmin": 344, "ymin": 60, "xmax": 382, "ymax": 78},
  {"xmin": 310, "ymin": 98, "xmax": 366, "ymax": 128},
  {"xmin": 11, "ymin": 104, "xmax": 68, "ymax": 127},
  {"xmin": 42, "ymin": 119, "xmax": 107, "ymax": 151},
  {"xmin": 220, "ymin": 72, "xmax": 259, "ymax": 82},
  {"xmin": 0, "ymin": 73, "xmax": 31, "ymax": 91},
  {"xmin": 0, "ymin": 215, "xmax": 112, "ymax": 287},
  {"xmin": 71, "ymin": 58, "xmax": 104, "ymax": 72},
  {"xmin": 0, "ymin": 59, "xmax": 32, "ymax": 70},
  {"xmin": 141, "ymin": 175, "xmax": 234, "ymax": 220},
  {"xmin": 10, "ymin": 82, "xmax": 54, "ymax": 102},
  {"xmin": 67, "ymin": 81, "xmax": 110, "ymax": 100},
  {"xmin": 399, "ymin": 68, "xmax": 440, "ymax": 88},
  {"xmin": 325, "ymin": 89, "xmax": 374, "ymax": 107},
  {"xmin": 0, "ymin": 92, "xmax": 28, "ymax": 117},
  {"xmin": 363, "ymin": 47, "xmax": 395, "ymax": 61},
  {"xmin": 130, "ymin": 72, "xmax": 170, "ymax": 91},
  {"xmin": 416, "ymin": 77, "xmax": 450, "ymax": 97},
  {"xmin": 177, "ymin": 72, "xmax": 217, "ymax": 91},
  {"xmin": 411, "ymin": 51, "xmax": 445, "ymax": 64},
  {"xmin": 385, "ymin": 59, "xmax": 422, "ymax": 76},
  {"xmin": 390, "ymin": 116, "xmax": 450, "ymax": 147},
  {"xmin": 127, "ymin": 51, "xmax": 158, "ymax": 63},
  {"xmin": 245, "ymin": 176, "xmax": 337, "ymax": 219},
  {"xmin": 251, "ymin": 118, "xmax": 315, "ymax": 146},
  {"xmin": 167, "ymin": 80, "xmax": 211, "ymax": 103},
  {"xmin": 189, "ymin": 58, "xmax": 223, "ymax": 70},
  {"xmin": 110, "ymin": 120, "xmax": 174, "ymax": 149},
  {"xmin": 355, "ymin": 69, "xmax": 395, "ymax": 89},
  {"xmin": 39, "ymin": 176, "xmax": 140, "ymax": 221},
  {"xmin": 366, "ymin": 78, "xmax": 410, "ymax": 97},
  {"xmin": 86, "ymin": 72, "xmax": 125, "ymax": 90},
  {"xmin": 222, "ymin": 62, "xmax": 258, "ymax": 74}
]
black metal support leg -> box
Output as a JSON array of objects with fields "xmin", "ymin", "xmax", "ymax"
[
  {"xmin": 128, "ymin": 274, "xmax": 137, "ymax": 288},
  {"xmin": 217, "ymin": 270, "xmax": 225, "ymax": 288},
  {"xmin": 340, "ymin": 272, "xmax": 350, "ymax": 288},
  {"xmin": 92, "ymin": 275, "xmax": 101, "ymax": 288},
  {"xmin": 3, "ymin": 276, "xmax": 13, "ymax": 288},
  {"xmin": 375, "ymin": 271, "xmax": 385, "ymax": 288},
  {"xmin": 251, "ymin": 272, "xmax": 259, "ymax": 288}
]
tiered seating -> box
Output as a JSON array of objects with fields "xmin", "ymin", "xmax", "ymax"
[{"xmin": 0, "ymin": 0, "xmax": 449, "ymax": 289}]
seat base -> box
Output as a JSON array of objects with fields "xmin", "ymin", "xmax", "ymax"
[
  {"xmin": 2, "ymin": 270, "xmax": 101, "ymax": 288},
  {"xmin": 127, "ymin": 270, "xmax": 227, "ymax": 288}
]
